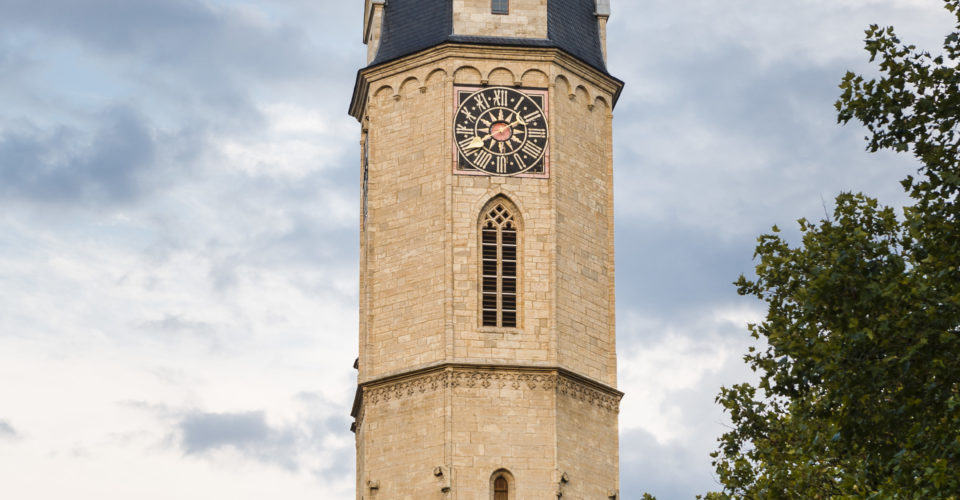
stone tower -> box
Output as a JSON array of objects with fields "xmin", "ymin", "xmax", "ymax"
[{"xmin": 349, "ymin": 1, "xmax": 624, "ymax": 498}]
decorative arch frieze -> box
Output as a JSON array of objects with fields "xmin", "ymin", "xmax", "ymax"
[{"xmin": 361, "ymin": 367, "xmax": 622, "ymax": 413}]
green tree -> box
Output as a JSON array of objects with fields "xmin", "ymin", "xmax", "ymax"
[{"xmin": 709, "ymin": 1, "xmax": 960, "ymax": 497}]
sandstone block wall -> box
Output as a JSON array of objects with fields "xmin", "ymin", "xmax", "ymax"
[
  {"xmin": 449, "ymin": 369, "xmax": 557, "ymax": 499},
  {"xmin": 556, "ymin": 378, "xmax": 621, "ymax": 498},
  {"xmin": 360, "ymin": 50, "xmax": 617, "ymax": 384},
  {"xmin": 452, "ymin": 0, "xmax": 548, "ymax": 40},
  {"xmin": 362, "ymin": 68, "xmax": 448, "ymax": 381},
  {"xmin": 553, "ymin": 75, "xmax": 618, "ymax": 386},
  {"xmin": 358, "ymin": 374, "xmax": 446, "ymax": 499},
  {"xmin": 355, "ymin": 44, "xmax": 622, "ymax": 499},
  {"xmin": 356, "ymin": 368, "xmax": 620, "ymax": 499}
]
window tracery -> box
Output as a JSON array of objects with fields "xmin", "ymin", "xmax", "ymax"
[{"xmin": 481, "ymin": 200, "xmax": 518, "ymax": 328}]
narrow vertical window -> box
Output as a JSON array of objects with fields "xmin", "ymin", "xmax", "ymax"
[
  {"xmin": 492, "ymin": 0, "xmax": 509, "ymax": 15},
  {"xmin": 362, "ymin": 133, "xmax": 369, "ymax": 226},
  {"xmin": 481, "ymin": 200, "xmax": 518, "ymax": 328},
  {"xmin": 494, "ymin": 476, "xmax": 508, "ymax": 500}
]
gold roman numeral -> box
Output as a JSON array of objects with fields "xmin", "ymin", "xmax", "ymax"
[
  {"xmin": 456, "ymin": 124, "xmax": 473, "ymax": 135},
  {"xmin": 527, "ymin": 128, "xmax": 546, "ymax": 138},
  {"xmin": 474, "ymin": 93, "xmax": 490, "ymax": 111},
  {"xmin": 523, "ymin": 110, "xmax": 542, "ymax": 123},
  {"xmin": 521, "ymin": 142, "xmax": 542, "ymax": 158},
  {"xmin": 512, "ymin": 153, "xmax": 526, "ymax": 171},
  {"xmin": 472, "ymin": 150, "xmax": 493, "ymax": 168},
  {"xmin": 492, "ymin": 89, "xmax": 508, "ymax": 107},
  {"xmin": 496, "ymin": 156, "xmax": 507, "ymax": 173}
]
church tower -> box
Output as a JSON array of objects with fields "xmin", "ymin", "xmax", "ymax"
[{"xmin": 349, "ymin": 1, "xmax": 624, "ymax": 498}]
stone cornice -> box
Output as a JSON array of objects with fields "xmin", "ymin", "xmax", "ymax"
[
  {"xmin": 348, "ymin": 43, "xmax": 624, "ymax": 120},
  {"xmin": 353, "ymin": 363, "xmax": 623, "ymax": 415}
]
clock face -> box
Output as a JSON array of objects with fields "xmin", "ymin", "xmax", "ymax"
[{"xmin": 454, "ymin": 86, "xmax": 549, "ymax": 176}]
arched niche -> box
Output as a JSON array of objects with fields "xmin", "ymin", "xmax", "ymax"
[
  {"xmin": 487, "ymin": 67, "xmax": 516, "ymax": 86},
  {"xmin": 372, "ymin": 84, "xmax": 395, "ymax": 105},
  {"xmin": 521, "ymin": 69, "xmax": 549, "ymax": 88},
  {"xmin": 574, "ymin": 85, "xmax": 590, "ymax": 103},
  {"xmin": 425, "ymin": 68, "xmax": 447, "ymax": 88},
  {"xmin": 454, "ymin": 65, "xmax": 483, "ymax": 84},
  {"xmin": 399, "ymin": 76, "xmax": 421, "ymax": 97},
  {"xmin": 593, "ymin": 95, "xmax": 611, "ymax": 112},
  {"xmin": 554, "ymin": 74, "xmax": 572, "ymax": 98}
]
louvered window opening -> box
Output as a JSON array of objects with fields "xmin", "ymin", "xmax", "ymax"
[
  {"xmin": 492, "ymin": 0, "xmax": 509, "ymax": 15},
  {"xmin": 494, "ymin": 476, "xmax": 508, "ymax": 500},
  {"xmin": 482, "ymin": 203, "xmax": 517, "ymax": 328}
]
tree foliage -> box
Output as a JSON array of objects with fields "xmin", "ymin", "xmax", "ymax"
[{"xmin": 710, "ymin": 1, "xmax": 960, "ymax": 497}]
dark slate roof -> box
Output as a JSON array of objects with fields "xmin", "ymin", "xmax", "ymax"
[
  {"xmin": 372, "ymin": 0, "xmax": 452, "ymax": 68},
  {"xmin": 369, "ymin": 0, "xmax": 609, "ymax": 74}
]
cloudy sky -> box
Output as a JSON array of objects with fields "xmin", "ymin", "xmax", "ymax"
[{"xmin": 0, "ymin": 0, "xmax": 953, "ymax": 498}]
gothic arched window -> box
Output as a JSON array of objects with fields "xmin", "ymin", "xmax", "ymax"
[{"xmin": 481, "ymin": 199, "xmax": 519, "ymax": 328}]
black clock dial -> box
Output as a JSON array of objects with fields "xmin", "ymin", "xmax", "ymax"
[{"xmin": 454, "ymin": 86, "xmax": 548, "ymax": 176}]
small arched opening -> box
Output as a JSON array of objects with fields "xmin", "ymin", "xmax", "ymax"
[{"xmin": 490, "ymin": 469, "xmax": 515, "ymax": 500}]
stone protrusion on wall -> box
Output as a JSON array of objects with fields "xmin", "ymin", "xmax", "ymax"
[
  {"xmin": 434, "ymin": 466, "xmax": 451, "ymax": 493},
  {"xmin": 556, "ymin": 470, "xmax": 570, "ymax": 497}
]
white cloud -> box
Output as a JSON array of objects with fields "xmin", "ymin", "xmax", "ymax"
[
  {"xmin": 215, "ymin": 103, "xmax": 356, "ymax": 178},
  {"xmin": 618, "ymin": 305, "xmax": 762, "ymax": 443}
]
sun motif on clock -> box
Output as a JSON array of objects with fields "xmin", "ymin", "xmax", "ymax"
[{"xmin": 453, "ymin": 86, "xmax": 549, "ymax": 177}]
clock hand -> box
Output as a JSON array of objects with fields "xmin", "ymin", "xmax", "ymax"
[
  {"xmin": 507, "ymin": 115, "xmax": 526, "ymax": 127},
  {"xmin": 464, "ymin": 136, "xmax": 486, "ymax": 150},
  {"xmin": 466, "ymin": 130, "xmax": 499, "ymax": 149}
]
